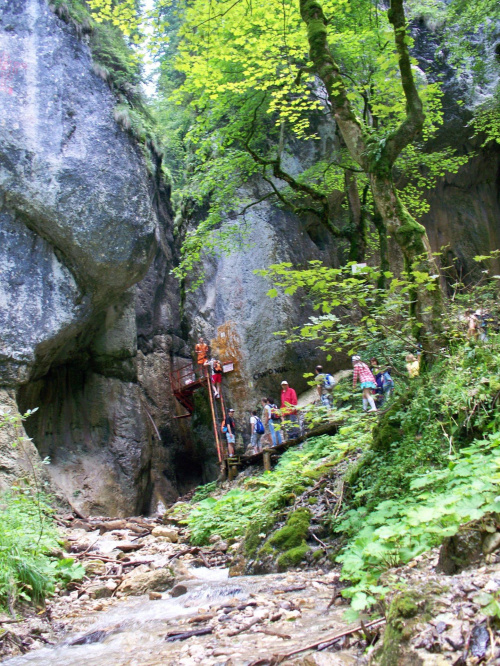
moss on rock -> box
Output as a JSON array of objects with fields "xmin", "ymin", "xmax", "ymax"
[
  {"xmin": 269, "ymin": 509, "xmax": 311, "ymax": 551},
  {"xmin": 372, "ymin": 401, "xmax": 403, "ymax": 452},
  {"xmin": 244, "ymin": 515, "xmax": 275, "ymax": 557},
  {"xmin": 276, "ymin": 542, "xmax": 310, "ymax": 570}
]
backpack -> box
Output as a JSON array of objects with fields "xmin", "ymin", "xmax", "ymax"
[
  {"xmin": 270, "ymin": 405, "xmax": 281, "ymax": 420},
  {"xmin": 383, "ymin": 371, "xmax": 394, "ymax": 388},
  {"xmin": 323, "ymin": 373, "xmax": 335, "ymax": 390},
  {"xmin": 221, "ymin": 418, "xmax": 227, "ymax": 433},
  {"xmin": 255, "ymin": 417, "xmax": 265, "ymax": 435}
]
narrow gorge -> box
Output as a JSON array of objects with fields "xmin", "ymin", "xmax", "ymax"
[{"xmin": 1, "ymin": 0, "xmax": 500, "ymax": 663}]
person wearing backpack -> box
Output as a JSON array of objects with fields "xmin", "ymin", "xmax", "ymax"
[
  {"xmin": 315, "ymin": 365, "xmax": 335, "ymax": 408},
  {"xmin": 249, "ymin": 410, "xmax": 264, "ymax": 452},
  {"xmin": 261, "ymin": 397, "xmax": 282, "ymax": 447},
  {"xmin": 382, "ymin": 367, "xmax": 395, "ymax": 403},
  {"xmin": 370, "ymin": 358, "xmax": 385, "ymax": 407}
]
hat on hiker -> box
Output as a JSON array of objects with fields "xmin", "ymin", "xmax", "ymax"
[
  {"xmin": 281, "ymin": 380, "xmax": 288, "ymax": 385},
  {"xmin": 351, "ymin": 355, "xmax": 361, "ymax": 362},
  {"xmin": 228, "ymin": 408, "xmax": 235, "ymax": 412}
]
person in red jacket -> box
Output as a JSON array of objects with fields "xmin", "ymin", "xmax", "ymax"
[{"xmin": 280, "ymin": 380, "xmax": 299, "ymax": 438}]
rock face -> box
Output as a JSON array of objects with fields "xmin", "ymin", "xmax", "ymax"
[
  {"xmin": 184, "ymin": 185, "xmax": 344, "ymax": 447},
  {"xmin": 0, "ymin": 0, "xmax": 156, "ymax": 384},
  {"xmin": 0, "ymin": 0, "xmax": 171, "ymax": 515}
]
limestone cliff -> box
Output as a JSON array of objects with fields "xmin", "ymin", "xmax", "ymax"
[{"xmin": 0, "ymin": 0, "xmax": 190, "ymax": 516}]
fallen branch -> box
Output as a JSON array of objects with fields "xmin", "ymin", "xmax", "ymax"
[
  {"xmin": 0, "ymin": 619, "xmax": 23, "ymax": 624},
  {"xmin": 272, "ymin": 617, "xmax": 386, "ymax": 661},
  {"xmin": 227, "ymin": 618, "xmax": 260, "ymax": 637},
  {"xmin": 165, "ymin": 627, "xmax": 213, "ymax": 642},
  {"xmin": 187, "ymin": 613, "xmax": 216, "ymax": 624},
  {"xmin": 168, "ymin": 547, "xmax": 200, "ymax": 561},
  {"xmin": 311, "ymin": 533, "xmax": 330, "ymax": 551},
  {"xmin": 76, "ymin": 537, "xmax": 101, "ymax": 558},
  {"xmin": 276, "ymin": 585, "xmax": 306, "ymax": 594},
  {"xmin": 256, "ymin": 627, "xmax": 291, "ymax": 640},
  {"xmin": 333, "ymin": 481, "xmax": 345, "ymax": 519}
]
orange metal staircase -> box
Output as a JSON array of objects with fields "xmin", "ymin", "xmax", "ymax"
[{"xmin": 170, "ymin": 361, "xmax": 207, "ymax": 416}]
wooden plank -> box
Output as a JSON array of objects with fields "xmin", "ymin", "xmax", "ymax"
[{"xmin": 238, "ymin": 419, "xmax": 339, "ymax": 467}]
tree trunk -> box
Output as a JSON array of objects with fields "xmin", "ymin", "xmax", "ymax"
[
  {"xmin": 372, "ymin": 207, "xmax": 389, "ymax": 291},
  {"xmin": 345, "ymin": 172, "xmax": 367, "ymax": 262},
  {"xmin": 370, "ymin": 172, "xmax": 442, "ymax": 345}
]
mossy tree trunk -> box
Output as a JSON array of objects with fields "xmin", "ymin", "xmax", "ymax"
[
  {"xmin": 346, "ymin": 172, "xmax": 368, "ymax": 263},
  {"xmin": 299, "ymin": 0, "xmax": 443, "ymax": 344}
]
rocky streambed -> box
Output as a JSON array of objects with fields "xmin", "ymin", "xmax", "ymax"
[
  {"xmin": 0, "ymin": 514, "xmax": 359, "ymax": 666},
  {"xmin": 2, "ymin": 514, "xmax": 500, "ymax": 665}
]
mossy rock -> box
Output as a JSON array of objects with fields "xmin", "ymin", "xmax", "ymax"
[
  {"xmin": 308, "ymin": 496, "xmax": 318, "ymax": 505},
  {"xmin": 269, "ymin": 509, "xmax": 311, "ymax": 551},
  {"xmin": 312, "ymin": 548, "xmax": 324, "ymax": 560},
  {"xmin": 276, "ymin": 542, "xmax": 310, "ymax": 570},
  {"xmin": 372, "ymin": 402, "xmax": 403, "ymax": 452},
  {"xmin": 375, "ymin": 588, "xmax": 437, "ymax": 666},
  {"xmin": 244, "ymin": 515, "xmax": 275, "ymax": 557}
]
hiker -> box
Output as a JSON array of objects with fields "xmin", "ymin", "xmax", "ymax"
[
  {"xmin": 314, "ymin": 365, "xmax": 335, "ymax": 408},
  {"xmin": 352, "ymin": 356, "xmax": 377, "ymax": 412},
  {"xmin": 211, "ymin": 358, "xmax": 223, "ymax": 399},
  {"xmin": 224, "ymin": 408, "xmax": 236, "ymax": 456},
  {"xmin": 406, "ymin": 353, "xmax": 420, "ymax": 378},
  {"xmin": 466, "ymin": 309, "xmax": 479, "ymax": 340},
  {"xmin": 370, "ymin": 358, "xmax": 385, "ymax": 407},
  {"xmin": 261, "ymin": 397, "xmax": 282, "ymax": 447},
  {"xmin": 281, "ymin": 380, "xmax": 300, "ymax": 438},
  {"xmin": 382, "ymin": 366, "xmax": 395, "ymax": 403},
  {"xmin": 195, "ymin": 337, "xmax": 209, "ymax": 369},
  {"xmin": 477, "ymin": 309, "xmax": 491, "ymax": 342},
  {"xmin": 250, "ymin": 410, "xmax": 264, "ymax": 452}
]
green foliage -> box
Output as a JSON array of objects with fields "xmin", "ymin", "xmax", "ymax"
[
  {"xmin": 259, "ymin": 257, "xmax": 442, "ymax": 356},
  {"xmin": 190, "ymin": 481, "xmax": 217, "ymax": 503},
  {"xmin": 0, "ymin": 411, "xmax": 84, "ymax": 610},
  {"xmin": 334, "ymin": 330, "xmax": 500, "ymax": 613},
  {"xmin": 146, "ymin": 0, "xmax": 471, "ymax": 282},
  {"xmin": 0, "ymin": 489, "xmax": 83, "ymax": 609},
  {"xmin": 187, "ymin": 429, "xmax": 362, "ymax": 545}
]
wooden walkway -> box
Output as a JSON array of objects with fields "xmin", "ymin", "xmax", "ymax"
[{"xmin": 225, "ymin": 419, "xmax": 339, "ymax": 478}]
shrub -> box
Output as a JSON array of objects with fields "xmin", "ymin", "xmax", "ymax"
[{"xmin": 0, "ymin": 489, "xmax": 84, "ymax": 609}]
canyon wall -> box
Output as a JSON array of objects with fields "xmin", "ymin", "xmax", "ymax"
[
  {"xmin": 0, "ymin": 0, "xmax": 498, "ymax": 513},
  {"xmin": 0, "ymin": 0, "xmax": 203, "ymax": 516}
]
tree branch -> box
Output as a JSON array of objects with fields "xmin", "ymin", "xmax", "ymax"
[
  {"xmin": 239, "ymin": 192, "xmax": 276, "ymax": 216},
  {"xmin": 385, "ymin": 0, "xmax": 425, "ymax": 164},
  {"xmin": 299, "ymin": 0, "xmax": 367, "ymax": 169}
]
